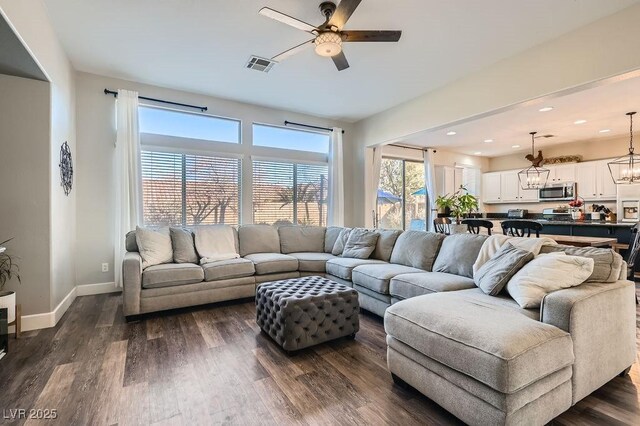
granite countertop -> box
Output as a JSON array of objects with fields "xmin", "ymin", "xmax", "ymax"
[{"xmin": 485, "ymin": 217, "xmax": 635, "ymax": 227}]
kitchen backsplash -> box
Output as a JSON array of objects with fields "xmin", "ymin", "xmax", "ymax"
[{"xmin": 483, "ymin": 201, "xmax": 617, "ymax": 214}]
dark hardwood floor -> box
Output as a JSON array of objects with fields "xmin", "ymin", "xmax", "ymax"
[{"xmin": 1, "ymin": 289, "xmax": 639, "ymax": 425}]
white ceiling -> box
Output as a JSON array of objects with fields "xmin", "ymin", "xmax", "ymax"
[
  {"xmin": 401, "ymin": 73, "xmax": 640, "ymax": 157},
  {"xmin": 44, "ymin": 0, "xmax": 638, "ymax": 122}
]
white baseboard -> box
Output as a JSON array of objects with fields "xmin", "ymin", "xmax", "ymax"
[
  {"xmin": 16, "ymin": 282, "xmax": 121, "ymax": 332},
  {"xmin": 76, "ymin": 281, "xmax": 120, "ymax": 296},
  {"xmin": 20, "ymin": 286, "xmax": 77, "ymax": 332}
]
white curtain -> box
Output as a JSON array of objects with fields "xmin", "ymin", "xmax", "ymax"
[
  {"xmin": 114, "ymin": 89, "xmax": 142, "ymax": 287},
  {"xmin": 328, "ymin": 127, "xmax": 344, "ymax": 226},
  {"xmin": 424, "ymin": 149, "xmax": 437, "ymax": 232},
  {"xmin": 371, "ymin": 146, "xmax": 383, "ymax": 227}
]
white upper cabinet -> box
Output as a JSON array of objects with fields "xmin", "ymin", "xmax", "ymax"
[
  {"xmin": 482, "ymin": 172, "xmax": 502, "ymax": 203},
  {"xmin": 575, "ymin": 160, "xmax": 617, "ymax": 201},
  {"xmin": 548, "ymin": 164, "xmax": 576, "ymax": 183},
  {"xmin": 500, "ymin": 170, "xmax": 521, "ymax": 202}
]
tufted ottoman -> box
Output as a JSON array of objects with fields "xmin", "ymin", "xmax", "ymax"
[{"xmin": 256, "ymin": 276, "xmax": 360, "ymax": 353}]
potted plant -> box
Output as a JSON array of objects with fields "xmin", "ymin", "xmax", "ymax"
[
  {"xmin": 435, "ymin": 186, "xmax": 479, "ymax": 233},
  {"xmin": 0, "ymin": 238, "xmax": 20, "ymax": 325}
]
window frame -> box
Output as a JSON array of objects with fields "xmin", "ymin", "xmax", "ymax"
[
  {"xmin": 377, "ymin": 157, "xmax": 428, "ymax": 230},
  {"xmin": 251, "ymin": 122, "xmax": 331, "ymax": 155}
]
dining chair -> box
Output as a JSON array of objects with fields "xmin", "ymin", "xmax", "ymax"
[
  {"xmin": 433, "ymin": 217, "xmax": 451, "ymax": 235},
  {"xmin": 462, "ymin": 219, "xmax": 493, "ymax": 235},
  {"xmin": 501, "ymin": 220, "xmax": 543, "ymax": 238}
]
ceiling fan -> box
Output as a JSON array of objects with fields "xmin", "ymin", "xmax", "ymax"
[{"xmin": 258, "ymin": 0, "xmax": 402, "ymax": 71}]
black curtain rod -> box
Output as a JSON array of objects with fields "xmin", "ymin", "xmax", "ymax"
[
  {"xmin": 103, "ymin": 89, "xmax": 208, "ymax": 112},
  {"xmin": 389, "ymin": 143, "xmax": 436, "ymax": 153},
  {"xmin": 284, "ymin": 120, "xmax": 345, "ymax": 134}
]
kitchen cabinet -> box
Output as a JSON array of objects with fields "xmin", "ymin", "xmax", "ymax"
[
  {"xmin": 435, "ymin": 166, "xmax": 456, "ymax": 197},
  {"xmin": 548, "ymin": 164, "xmax": 575, "ymax": 183},
  {"xmin": 575, "ymin": 160, "xmax": 617, "ymax": 201},
  {"xmin": 482, "ymin": 171, "xmax": 538, "ymax": 203},
  {"xmin": 482, "ymin": 173, "xmax": 502, "ymax": 203}
]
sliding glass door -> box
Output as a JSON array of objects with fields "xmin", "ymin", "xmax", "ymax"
[{"xmin": 377, "ymin": 158, "xmax": 427, "ymax": 230}]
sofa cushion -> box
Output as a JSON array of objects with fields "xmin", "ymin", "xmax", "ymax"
[
  {"xmin": 326, "ymin": 257, "xmax": 386, "ymax": 280},
  {"xmin": 475, "ymin": 243, "xmax": 534, "ymax": 296},
  {"xmin": 331, "ymin": 228, "xmax": 352, "ymax": 256},
  {"xmin": 142, "ymin": 263, "xmax": 204, "ymax": 289},
  {"xmin": 539, "ymin": 245, "xmax": 623, "ymax": 283},
  {"xmin": 352, "ymin": 264, "xmax": 423, "ymax": 295},
  {"xmin": 125, "ymin": 230, "xmax": 138, "ymax": 252},
  {"xmin": 325, "ymin": 227, "xmax": 343, "ymax": 253},
  {"xmin": 384, "ymin": 289, "xmax": 573, "ymax": 393},
  {"xmin": 202, "ymin": 258, "xmax": 255, "ymax": 281},
  {"xmin": 342, "ymin": 228, "xmax": 379, "ymax": 259},
  {"xmin": 136, "ymin": 226, "xmax": 174, "ymax": 269},
  {"xmin": 389, "ymin": 272, "xmax": 476, "ymax": 300},
  {"xmin": 278, "ymin": 226, "xmax": 326, "ymax": 254},
  {"xmin": 289, "ymin": 252, "xmax": 336, "ymax": 272},
  {"xmin": 239, "ymin": 225, "xmax": 280, "ymax": 256},
  {"xmin": 390, "ymin": 231, "xmax": 445, "ymax": 271},
  {"xmin": 244, "ymin": 253, "xmax": 298, "ymax": 275},
  {"xmin": 433, "ymin": 233, "xmax": 487, "ymax": 278},
  {"xmin": 170, "ymin": 227, "xmax": 198, "ymax": 264},
  {"xmin": 194, "ymin": 225, "xmax": 239, "ymax": 263},
  {"xmin": 372, "ymin": 229, "xmax": 403, "ymax": 262}
]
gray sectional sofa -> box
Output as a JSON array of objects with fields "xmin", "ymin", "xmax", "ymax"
[{"xmin": 121, "ymin": 224, "xmax": 637, "ymax": 425}]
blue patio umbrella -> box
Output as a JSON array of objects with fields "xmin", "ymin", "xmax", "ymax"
[
  {"xmin": 411, "ymin": 187, "xmax": 427, "ymax": 196},
  {"xmin": 377, "ymin": 189, "xmax": 402, "ymax": 204}
]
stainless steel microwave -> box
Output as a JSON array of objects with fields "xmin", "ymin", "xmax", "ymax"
[{"xmin": 538, "ymin": 182, "xmax": 576, "ymax": 201}]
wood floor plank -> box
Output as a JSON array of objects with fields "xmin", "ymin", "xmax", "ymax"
[{"xmin": 2, "ymin": 288, "xmax": 640, "ymax": 425}]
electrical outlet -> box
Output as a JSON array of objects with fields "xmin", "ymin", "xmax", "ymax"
[{"xmin": 101, "ymin": 263, "xmax": 109, "ymax": 272}]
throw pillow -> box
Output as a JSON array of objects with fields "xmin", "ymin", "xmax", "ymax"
[
  {"xmin": 194, "ymin": 225, "xmax": 240, "ymax": 265},
  {"xmin": 389, "ymin": 231, "xmax": 446, "ymax": 271},
  {"xmin": 371, "ymin": 229, "xmax": 403, "ymax": 261},
  {"xmin": 433, "ymin": 233, "xmax": 488, "ymax": 278},
  {"xmin": 331, "ymin": 228, "xmax": 352, "ymax": 256},
  {"xmin": 325, "ymin": 226, "xmax": 344, "ymax": 253},
  {"xmin": 475, "ymin": 243, "xmax": 534, "ymax": 296},
  {"xmin": 135, "ymin": 226, "xmax": 173, "ymax": 269},
  {"xmin": 342, "ymin": 228, "xmax": 380, "ymax": 259},
  {"xmin": 170, "ymin": 227, "xmax": 198, "ymax": 264},
  {"xmin": 507, "ymin": 254, "xmax": 595, "ymax": 308},
  {"xmin": 538, "ymin": 245, "xmax": 623, "ymax": 283}
]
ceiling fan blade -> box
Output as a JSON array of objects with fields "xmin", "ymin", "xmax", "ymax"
[
  {"xmin": 342, "ymin": 30, "xmax": 402, "ymax": 42},
  {"xmin": 259, "ymin": 7, "xmax": 317, "ymax": 33},
  {"xmin": 328, "ymin": 0, "xmax": 362, "ymax": 29},
  {"xmin": 271, "ymin": 39, "xmax": 314, "ymax": 62},
  {"xmin": 332, "ymin": 51, "xmax": 350, "ymax": 71}
]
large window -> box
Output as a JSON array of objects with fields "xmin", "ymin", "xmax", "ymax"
[
  {"xmin": 142, "ymin": 151, "xmax": 241, "ymax": 226},
  {"xmin": 139, "ymin": 105, "xmax": 241, "ymax": 143},
  {"xmin": 377, "ymin": 158, "xmax": 427, "ymax": 230},
  {"xmin": 253, "ymin": 123, "xmax": 330, "ymax": 154},
  {"xmin": 252, "ymin": 160, "xmax": 328, "ymax": 226}
]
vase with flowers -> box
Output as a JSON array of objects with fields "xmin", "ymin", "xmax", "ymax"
[
  {"xmin": 568, "ymin": 197, "xmax": 585, "ymax": 220},
  {"xmin": 0, "ymin": 238, "xmax": 20, "ymax": 325}
]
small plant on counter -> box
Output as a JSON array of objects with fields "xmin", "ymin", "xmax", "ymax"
[{"xmin": 435, "ymin": 186, "xmax": 479, "ymax": 224}]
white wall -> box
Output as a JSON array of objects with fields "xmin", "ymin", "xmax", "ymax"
[
  {"xmin": 0, "ymin": 0, "xmax": 77, "ymax": 314},
  {"xmin": 0, "ymin": 75, "xmax": 51, "ymax": 315},
  {"xmin": 75, "ymin": 71, "xmax": 354, "ymax": 286}
]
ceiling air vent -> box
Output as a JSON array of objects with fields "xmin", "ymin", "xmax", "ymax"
[{"xmin": 246, "ymin": 56, "xmax": 276, "ymax": 73}]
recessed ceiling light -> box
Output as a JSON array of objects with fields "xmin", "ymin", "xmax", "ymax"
[
  {"xmin": 512, "ymin": 145, "xmax": 520, "ymax": 148},
  {"xmin": 483, "ymin": 139, "xmax": 494, "ymax": 143},
  {"xmin": 446, "ymin": 131, "xmax": 457, "ymax": 136},
  {"xmin": 539, "ymin": 106, "xmax": 554, "ymax": 112},
  {"xmin": 599, "ymin": 129, "xmax": 611, "ymax": 133},
  {"xmin": 574, "ymin": 119, "xmax": 587, "ymax": 125},
  {"xmin": 474, "ymin": 151, "xmax": 482, "ymax": 155}
]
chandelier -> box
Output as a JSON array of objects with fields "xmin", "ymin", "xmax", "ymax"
[
  {"xmin": 608, "ymin": 112, "xmax": 640, "ymax": 184},
  {"xmin": 518, "ymin": 131, "xmax": 550, "ymax": 190}
]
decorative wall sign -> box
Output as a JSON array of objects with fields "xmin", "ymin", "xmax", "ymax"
[
  {"xmin": 544, "ymin": 155, "xmax": 582, "ymax": 165},
  {"xmin": 59, "ymin": 141, "xmax": 73, "ymax": 196}
]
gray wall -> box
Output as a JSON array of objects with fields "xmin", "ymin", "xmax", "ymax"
[
  {"xmin": 75, "ymin": 71, "xmax": 355, "ymax": 286},
  {"xmin": 0, "ymin": 74, "xmax": 51, "ymax": 315}
]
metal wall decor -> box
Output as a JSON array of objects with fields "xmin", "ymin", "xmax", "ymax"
[{"xmin": 59, "ymin": 141, "xmax": 73, "ymax": 196}]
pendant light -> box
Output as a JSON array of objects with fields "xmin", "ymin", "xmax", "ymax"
[
  {"xmin": 608, "ymin": 112, "xmax": 640, "ymax": 184},
  {"xmin": 518, "ymin": 131, "xmax": 550, "ymax": 190}
]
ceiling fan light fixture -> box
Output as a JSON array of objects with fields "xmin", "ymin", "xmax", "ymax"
[{"xmin": 314, "ymin": 32, "xmax": 342, "ymax": 57}]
